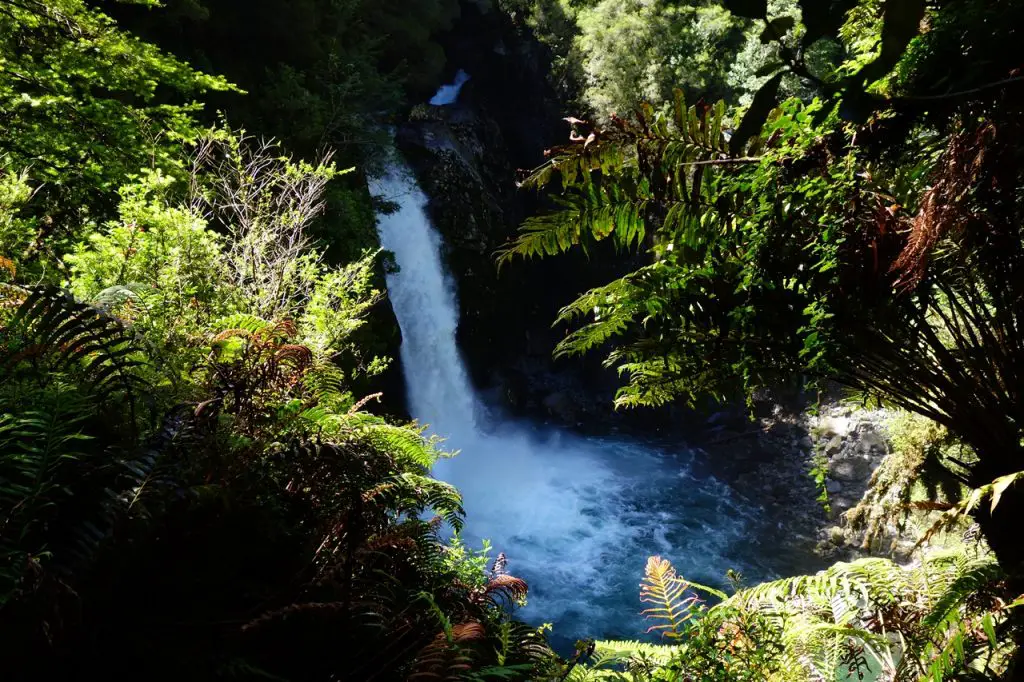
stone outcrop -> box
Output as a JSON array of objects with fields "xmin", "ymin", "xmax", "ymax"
[{"xmin": 808, "ymin": 405, "xmax": 921, "ymax": 563}]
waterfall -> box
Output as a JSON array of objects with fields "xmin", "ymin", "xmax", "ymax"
[
  {"xmin": 429, "ymin": 69, "xmax": 471, "ymax": 106},
  {"xmin": 368, "ymin": 79, "xmax": 817, "ymax": 644},
  {"xmin": 372, "ymin": 169, "xmax": 479, "ymax": 434}
]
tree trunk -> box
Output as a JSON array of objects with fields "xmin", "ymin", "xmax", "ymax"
[{"xmin": 971, "ymin": 449, "xmax": 1024, "ymax": 680}]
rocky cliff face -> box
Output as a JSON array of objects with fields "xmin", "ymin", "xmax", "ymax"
[{"xmin": 395, "ymin": 3, "xmax": 654, "ymax": 428}]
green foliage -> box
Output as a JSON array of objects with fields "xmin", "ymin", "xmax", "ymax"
[
  {"xmin": 4, "ymin": 286, "xmax": 147, "ymax": 399},
  {"xmin": 0, "ymin": 165, "xmax": 37, "ymax": 278},
  {"xmin": 809, "ymin": 452, "xmax": 831, "ymax": 514},
  {"xmin": 0, "ymin": 0, "xmax": 233, "ymax": 248},
  {"xmin": 64, "ymin": 170, "xmax": 230, "ymax": 328},
  {"xmin": 503, "ymin": 0, "xmax": 1024, "ymax": 578},
  {"xmin": 573, "ymin": 551, "xmax": 1019, "ymax": 681},
  {"xmin": 443, "ymin": 535, "xmax": 494, "ymax": 591},
  {"xmin": 572, "ymin": 0, "xmax": 747, "ymax": 118},
  {"xmin": 0, "ymin": 392, "xmax": 91, "ymax": 602}
]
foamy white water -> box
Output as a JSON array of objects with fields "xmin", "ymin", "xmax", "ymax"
[{"xmin": 369, "ymin": 162, "xmax": 794, "ymax": 641}]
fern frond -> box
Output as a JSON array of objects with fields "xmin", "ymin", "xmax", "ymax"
[
  {"xmin": 4, "ymin": 286, "xmax": 146, "ymax": 399},
  {"xmin": 394, "ymin": 472, "xmax": 465, "ymax": 533},
  {"xmin": 484, "ymin": 574, "xmax": 529, "ymax": 609},
  {"xmin": 923, "ymin": 555, "xmax": 1003, "ymax": 630},
  {"xmin": 640, "ymin": 556, "xmax": 702, "ymax": 639},
  {"xmin": 211, "ymin": 313, "xmax": 274, "ymax": 335}
]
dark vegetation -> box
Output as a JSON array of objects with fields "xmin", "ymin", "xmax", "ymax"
[
  {"xmin": 0, "ymin": 1, "xmax": 552, "ymax": 679},
  {"xmin": 2, "ymin": 0, "xmax": 1024, "ymax": 679}
]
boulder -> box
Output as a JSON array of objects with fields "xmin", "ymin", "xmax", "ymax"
[
  {"xmin": 825, "ymin": 479, "xmax": 843, "ymax": 495},
  {"xmin": 828, "ymin": 453, "xmax": 873, "ymax": 482},
  {"xmin": 818, "ymin": 415, "xmax": 852, "ymax": 438},
  {"xmin": 824, "ymin": 435, "xmax": 844, "ymax": 457},
  {"xmin": 857, "ymin": 428, "xmax": 888, "ymax": 455}
]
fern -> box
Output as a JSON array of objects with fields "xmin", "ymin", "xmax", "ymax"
[
  {"xmin": 395, "ymin": 472, "xmax": 465, "ymax": 533},
  {"xmin": 0, "ymin": 394, "xmax": 91, "ymax": 602},
  {"xmin": 3, "ymin": 285, "xmax": 146, "ymax": 400},
  {"xmin": 501, "ymin": 94, "xmax": 738, "ymax": 269},
  {"xmin": 639, "ymin": 556, "xmax": 704, "ymax": 639}
]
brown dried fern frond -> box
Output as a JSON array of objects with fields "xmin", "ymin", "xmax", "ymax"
[
  {"xmin": 892, "ymin": 121, "xmax": 996, "ymax": 290},
  {"xmin": 274, "ymin": 343, "xmax": 313, "ymax": 370},
  {"xmin": 484, "ymin": 573, "xmax": 528, "ymax": 608},
  {"xmin": 409, "ymin": 622, "xmax": 483, "ymax": 680},
  {"xmin": 271, "ymin": 319, "xmax": 298, "ymax": 339}
]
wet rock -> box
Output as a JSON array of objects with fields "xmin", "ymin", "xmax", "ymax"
[
  {"xmin": 825, "ymin": 479, "xmax": 843, "ymax": 495},
  {"xmin": 542, "ymin": 391, "xmax": 577, "ymax": 423},
  {"xmin": 831, "ymin": 495, "xmax": 856, "ymax": 511}
]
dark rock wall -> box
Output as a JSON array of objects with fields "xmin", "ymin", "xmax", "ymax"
[{"xmin": 395, "ymin": 3, "xmax": 652, "ymax": 428}]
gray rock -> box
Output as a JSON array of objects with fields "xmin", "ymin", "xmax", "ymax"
[
  {"xmin": 831, "ymin": 495, "xmax": 856, "ymax": 510},
  {"xmin": 824, "ymin": 435, "xmax": 845, "ymax": 457},
  {"xmin": 829, "ymin": 453, "xmax": 873, "ymax": 482},
  {"xmin": 858, "ymin": 428, "xmax": 888, "ymax": 455},
  {"xmin": 825, "ymin": 479, "xmax": 843, "ymax": 494},
  {"xmin": 893, "ymin": 540, "xmax": 917, "ymax": 564},
  {"xmin": 819, "ymin": 415, "xmax": 852, "ymax": 437}
]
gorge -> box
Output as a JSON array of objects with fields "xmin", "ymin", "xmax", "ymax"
[
  {"xmin": 4, "ymin": 0, "xmax": 1019, "ymax": 678},
  {"xmin": 372, "ymin": 77, "xmax": 824, "ymax": 643}
]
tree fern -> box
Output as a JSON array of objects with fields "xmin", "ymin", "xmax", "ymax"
[{"xmin": 500, "ymin": 93, "xmax": 739, "ymax": 269}]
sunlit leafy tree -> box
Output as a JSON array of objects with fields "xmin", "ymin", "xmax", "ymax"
[
  {"xmin": 573, "ymin": 0, "xmax": 747, "ymax": 118},
  {"xmin": 0, "ymin": 0, "xmax": 233, "ymax": 262}
]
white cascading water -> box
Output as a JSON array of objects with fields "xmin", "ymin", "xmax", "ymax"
[
  {"xmin": 371, "ymin": 74, "xmax": 811, "ymax": 643},
  {"xmin": 429, "ymin": 69, "xmax": 470, "ymax": 105}
]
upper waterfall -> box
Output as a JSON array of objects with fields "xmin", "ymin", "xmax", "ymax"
[{"xmin": 429, "ymin": 69, "xmax": 471, "ymax": 106}]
